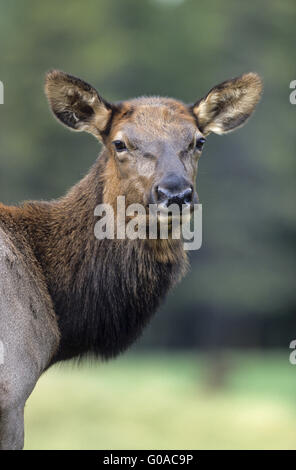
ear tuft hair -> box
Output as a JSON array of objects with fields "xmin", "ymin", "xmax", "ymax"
[
  {"xmin": 192, "ymin": 72, "xmax": 263, "ymax": 135},
  {"xmin": 45, "ymin": 70, "xmax": 113, "ymax": 137}
]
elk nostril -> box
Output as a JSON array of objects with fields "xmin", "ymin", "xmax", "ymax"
[
  {"xmin": 182, "ymin": 187, "xmax": 193, "ymax": 204},
  {"xmin": 167, "ymin": 188, "xmax": 193, "ymax": 208},
  {"xmin": 156, "ymin": 186, "xmax": 169, "ymax": 203}
]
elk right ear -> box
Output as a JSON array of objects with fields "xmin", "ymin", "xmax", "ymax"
[{"xmin": 45, "ymin": 70, "xmax": 114, "ymax": 138}]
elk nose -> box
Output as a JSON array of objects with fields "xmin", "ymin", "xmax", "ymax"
[{"xmin": 156, "ymin": 186, "xmax": 193, "ymax": 208}]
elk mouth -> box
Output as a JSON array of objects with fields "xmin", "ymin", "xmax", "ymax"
[
  {"xmin": 157, "ymin": 205, "xmax": 193, "ymax": 219},
  {"xmin": 121, "ymin": 201, "xmax": 196, "ymax": 240}
]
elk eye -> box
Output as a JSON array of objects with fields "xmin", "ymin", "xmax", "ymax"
[
  {"xmin": 196, "ymin": 137, "xmax": 206, "ymax": 151},
  {"xmin": 113, "ymin": 140, "xmax": 127, "ymax": 152}
]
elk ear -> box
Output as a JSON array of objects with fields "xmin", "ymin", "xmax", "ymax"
[
  {"xmin": 45, "ymin": 70, "xmax": 114, "ymax": 138},
  {"xmin": 192, "ymin": 73, "xmax": 263, "ymax": 135}
]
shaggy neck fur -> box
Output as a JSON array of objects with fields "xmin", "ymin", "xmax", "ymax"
[{"xmin": 19, "ymin": 151, "xmax": 188, "ymax": 363}]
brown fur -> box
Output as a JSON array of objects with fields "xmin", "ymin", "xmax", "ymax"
[{"xmin": 2, "ymin": 156, "xmax": 188, "ymax": 361}]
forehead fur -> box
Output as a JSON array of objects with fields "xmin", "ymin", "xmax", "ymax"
[{"xmin": 110, "ymin": 96, "xmax": 197, "ymax": 139}]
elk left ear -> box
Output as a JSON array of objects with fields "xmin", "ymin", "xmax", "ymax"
[
  {"xmin": 191, "ymin": 73, "xmax": 263, "ymax": 135},
  {"xmin": 45, "ymin": 70, "xmax": 115, "ymax": 138}
]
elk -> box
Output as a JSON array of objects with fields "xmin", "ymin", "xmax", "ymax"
[{"xmin": 0, "ymin": 70, "xmax": 262, "ymax": 449}]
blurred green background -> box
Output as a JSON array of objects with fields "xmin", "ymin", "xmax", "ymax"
[{"xmin": 0, "ymin": 0, "xmax": 295, "ymax": 450}]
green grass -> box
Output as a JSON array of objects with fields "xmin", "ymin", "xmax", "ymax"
[{"xmin": 24, "ymin": 352, "xmax": 296, "ymax": 450}]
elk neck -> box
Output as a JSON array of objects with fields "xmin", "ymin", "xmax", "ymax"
[{"xmin": 18, "ymin": 149, "xmax": 188, "ymax": 363}]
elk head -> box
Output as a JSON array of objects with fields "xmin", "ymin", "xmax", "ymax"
[{"xmin": 45, "ymin": 70, "xmax": 262, "ymax": 225}]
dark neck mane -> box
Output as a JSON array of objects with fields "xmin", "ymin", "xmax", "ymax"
[{"xmin": 21, "ymin": 151, "xmax": 188, "ymax": 363}]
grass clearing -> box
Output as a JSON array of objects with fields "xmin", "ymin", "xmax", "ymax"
[{"xmin": 25, "ymin": 351, "xmax": 296, "ymax": 449}]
